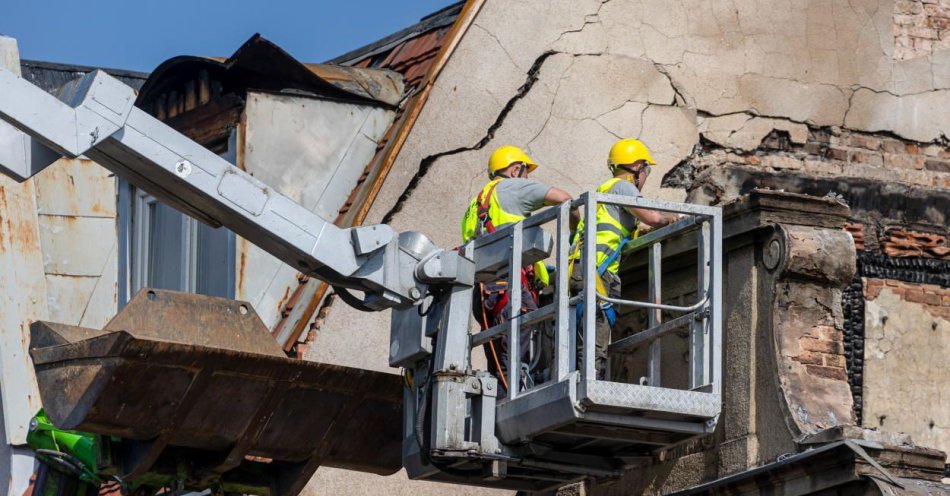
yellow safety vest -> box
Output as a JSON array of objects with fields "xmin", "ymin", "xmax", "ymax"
[
  {"xmin": 571, "ymin": 177, "xmax": 638, "ymax": 275},
  {"xmin": 461, "ymin": 179, "xmax": 526, "ymax": 243},
  {"xmin": 461, "ymin": 178, "xmax": 550, "ymax": 287}
]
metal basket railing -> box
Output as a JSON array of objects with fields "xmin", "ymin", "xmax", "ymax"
[{"xmin": 470, "ymin": 192, "xmax": 722, "ymax": 401}]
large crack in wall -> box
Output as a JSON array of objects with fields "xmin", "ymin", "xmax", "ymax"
[
  {"xmin": 312, "ymin": 1, "xmax": 950, "ymax": 492},
  {"xmin": 381, "ymin": 51, "xmax": 558, "ymax": 224}
]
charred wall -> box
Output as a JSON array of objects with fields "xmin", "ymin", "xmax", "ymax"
[{"xmin": 678, "ymin": 121, "xmax": 950, "ymax": 463}]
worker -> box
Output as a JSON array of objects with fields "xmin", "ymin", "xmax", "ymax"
[
  {"xmin": 569, "ymin": 138, "xmax": 681, "ymax": 380},
  {"xmin": 461, "ymin": 145, "xmax": 578, "ymax": 392}
]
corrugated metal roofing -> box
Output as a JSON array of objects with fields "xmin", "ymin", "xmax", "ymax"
[{"xmin": 329, "ymin": 1, "xmax": 463, "ymax": 66}]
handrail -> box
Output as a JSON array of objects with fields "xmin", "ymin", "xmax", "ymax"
[
  {"xmin": 467, "ymin": 190, "xmax": 721, "ymax": 398},
  {"xmin": 608, "ymin": 311, "xmax": 699, "ymax": 353},
  {"xmin": 598, "ymin": 294, "xmax": 709, "ymax": 313}
]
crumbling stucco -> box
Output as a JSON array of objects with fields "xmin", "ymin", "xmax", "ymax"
[
  {"xmin": 310, "ymin": 0, "xmax": 950, "ymax": 492},
  {"xmin": 320, "ymin": 0, "xmax": 950, "ymax": 374},
  {"xmin": 863, "ymin": 284, "xmax": 950, "ymax": 455},
  {"xmin": 358, "ymin": 0, "xmax": 950, "ymax": 247}
]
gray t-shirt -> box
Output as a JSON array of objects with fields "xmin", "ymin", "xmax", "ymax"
[
  {"xmin": 604, "ymin": 179, "xmax": 642, "ymax": 231},
  {"xmin": 494, "ymin": 178, "xmax": 551, "ymax": 217}
]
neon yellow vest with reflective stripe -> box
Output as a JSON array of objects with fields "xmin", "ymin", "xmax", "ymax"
[
  {"xmin": 461, "ymin": 179, "xmax": 550, "ymax": 287},
  {"xmin": 460, "ymin": 178, "xmax": 526, "ymax": 243},
  {"xmin": 574, "ymin": 177, "xmax": 636, "ymax": 275}
]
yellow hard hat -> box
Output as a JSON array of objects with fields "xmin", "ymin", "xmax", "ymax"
[
  {"xmin": 607, "ymin": 138, "xmax": 656, "ymax": 170},
  {"xmin": 488, "ymin": 145, "xmax": 538, "ymax": 176}
]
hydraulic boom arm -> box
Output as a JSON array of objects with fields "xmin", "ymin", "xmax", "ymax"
[{"xmin": 0, "ymin": 66, "xmax": 469, "ymax": 310}]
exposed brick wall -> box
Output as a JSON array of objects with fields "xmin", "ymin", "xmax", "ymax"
[
  {"xmin": 894, "ymin": 0, "xmax": 950, "ymax": 60},
  {"xmin": 843, "ymin": 253, "xmax": 950, "ymax": 425},
  {"xmin": 866, "ymin": 279, "xmax": 950, "ymax": 319},
  {"xmin": 846, "ymin": 223, "xmax": 866, "ymax": 251},
  {"xmin": 881, "ymin": 228, "xmax": 950, "ymax": 259},
  {"xmin": 684, "ymin": 127, "xmax": 950, "ymax": 192},
  {"xmin": 792, "ymin": 325, "xmax": 849, "ymax": 381},
  {"xmin": 768, "ymin": 128, "xmax": 950, "ymax": 186}
]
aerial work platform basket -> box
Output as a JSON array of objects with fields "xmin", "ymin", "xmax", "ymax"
[
  {"xmin": 494, "ymin": 194, "xmax": 721, "ymax": 451},
  {"xmin": 397, "ymin": 193, "xmax": 723, "ymax": 490}
]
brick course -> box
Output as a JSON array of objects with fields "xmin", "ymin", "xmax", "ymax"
[
  {"xmin": 865, "ymin": 278, "xmax": 950, "ymax": 319},
  {"xmin": 894, "ymin": 0, "xmax": 950, "ymax": 59},
  {"xmin": 881, "ymin": 228, "xmax": 950, "ymax": 259},
  {"xmin": 793, "ymin": 324, "xmax": 850, "ymax": 382},
  {"xmin": 688, "ymin": 126, "xmax": 950, "ymax": 190}
]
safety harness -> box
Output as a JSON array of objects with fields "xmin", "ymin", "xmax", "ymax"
[
  {"xmin": 471, "ymin": 179, "xmax": 542, "ymax": 391},
  {"xmin": 475, "ymin": 180, "xmax": 540, "ymax": 314},
  {"xmin": 568, "ymin": 235, "xmax": 630, "ymax": 328},
  {"xmin": 568, "ymin": 178, "xmax": 639, "ymax": 328}
]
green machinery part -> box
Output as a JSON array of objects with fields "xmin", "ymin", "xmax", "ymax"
[
  {"xmin": 26, "ymin": 410, "xmax": 279, "ymax": 496},
  {"xmin": 27, "ymin": 410, "xmax": 105, "ymax": 496}
]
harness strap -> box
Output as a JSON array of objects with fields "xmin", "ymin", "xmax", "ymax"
[{"xmin": 476, "ymin": 181, "xmax": 500, "ymax": 236}]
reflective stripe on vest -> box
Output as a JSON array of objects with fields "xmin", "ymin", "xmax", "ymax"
[
  {"xmin": 461, "ymin": 178, "xmax": 528, "ymax": 243},
  {"xmin": 573, "ymin": 177, "xmax": 636, "ymax": 274}
]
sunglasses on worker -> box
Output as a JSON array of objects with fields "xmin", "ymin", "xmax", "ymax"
[{"xmin": 619, "ymin": 162, "xmax": 651, "ymax": 178}]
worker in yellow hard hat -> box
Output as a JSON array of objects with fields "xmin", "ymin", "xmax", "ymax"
[
  {"xmin": 568, "ymin": 138, "xmax": 681, "ymax": 380},
  {"xmin": 461, "ymin": 145, "xmax": 578, "ymax": 392}
]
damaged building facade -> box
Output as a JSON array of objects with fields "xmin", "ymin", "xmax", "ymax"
[
  {"xmin": 310, "ymin": 0, "xmax": 950, "ymax": 494},
  {"xmin": 0, "ymin": 0, "xmax": 948, "ymax": 494}
]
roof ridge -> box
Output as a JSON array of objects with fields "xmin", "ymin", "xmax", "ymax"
[{"xmin": 327, "ymin": 1, "xmax": 464, "ymax": 66}]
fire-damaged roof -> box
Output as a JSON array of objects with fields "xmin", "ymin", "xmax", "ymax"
[
  {"xmin": 136, "ymin": 34, "xmax": 404, "ymax": 114},
  {"xmin": 270, "ymin": 0, "xmax": 481, "ymax": 353}
]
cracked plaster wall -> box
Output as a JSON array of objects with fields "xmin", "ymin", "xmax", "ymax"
[
  {"xmin": 863, "ymin": 283, "xmax": 950, "ymax": 454},
  {"xmin": 317, "ymin": 0, "xmax": 950, "ymax": 371},
  {"xmin": 309, "ymin": 1, "xmax": 950, "ymax": 491},
  {"xmin": 363, "ymin": 0, "xmax": 950, "ymax": 250}
]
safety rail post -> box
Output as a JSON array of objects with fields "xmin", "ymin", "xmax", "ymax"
[
  {"xmin": 508, "ymin": 221, "xmax": 523, "ymax": 400},
  {"xmin": 647, "ymin": 243, "xmax": 662, "ymax": 386},
  {"xmin": 581, "ymin": 193, "xmax": 598, "ymax": 383},
  {"xmin": 554, "ymin": 201, "xmax": 572, "ymax": 381},
  {"xmin": 710, "ymin": 212, "xmax": 723, "ymax": 395},
  {"xmin": 690, "ymin": 221, "xmax": 711, "ymax": 389}
]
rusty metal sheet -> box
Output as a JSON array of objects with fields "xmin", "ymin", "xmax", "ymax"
[
  {"xmin": 33, "ymin": 158, "xmax": 116, "ymax": 218},
  {"xmin": 37, "ymin": 215, "xmax": 115, "ymax": 276},
  {"xmin": 44, "ymin": 274, "xmax": 98, "ymax": 325},
  {"xmin": 302, "ymin": 64, "xmax": 404, "ymax": 107},
  {"xmin": 102, "ymin": 288, "xmax": 286, "ymax": 356},
  {"xmin": 77, "ymin": 240, "xmax": 118, "ymax": 329},
  {"xmin": 30, "ymin": 289, "xmax": 402, "ymax": 485},
  {"xmin": 0, "ymin": 171, "xmax": 49, "ymax": 445}
]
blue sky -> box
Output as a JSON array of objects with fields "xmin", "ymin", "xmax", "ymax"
[{"xmin": 1, "ymin": 0, "xmax": 458, "ymax": 73}]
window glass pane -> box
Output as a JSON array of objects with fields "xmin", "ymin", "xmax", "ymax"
[
  {"xmin": 121, "ymin": 129, "xmax": 238, "ymax": 305},
  {"xmin": 146, "ymin": 202, "xmax": 186, "ymax": 291},
  {"xmin": 196, "ymin": 222, "xmax": 233, "ymax": 298}
]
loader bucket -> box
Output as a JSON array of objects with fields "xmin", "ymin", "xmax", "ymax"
[{"xmin": 29, "ymin": 289, "xmax": 402, "ymax": 495}]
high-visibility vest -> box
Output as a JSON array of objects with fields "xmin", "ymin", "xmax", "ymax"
[
  {"xmin": 461, "ymin": 178, "xmax": 529, "ymax": 243},
  {"xmin": 461, "ymin": 178, "xmax": 550, "ymax": 287},
  {"xmin": 572, "ymin": 177, "xmax": 638, "ymax": 275}
]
